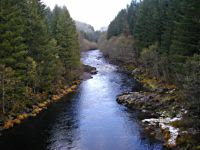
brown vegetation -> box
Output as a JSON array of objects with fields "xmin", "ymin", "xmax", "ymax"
[
  {"xmin": 79, "ymin": 33, "xmax": 98, "ymax": 51},
  {"xmin": 2, "ymin": 81, "xmax": 80, "ymax": 130},
  {"xmin": 98, "ymin": 33, "xmax": 138, "ymax": 63}
]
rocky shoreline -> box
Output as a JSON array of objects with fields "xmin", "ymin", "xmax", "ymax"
[
  {"xmin": 80, "ymin": 64, "xmax": 98, "ymax": 80},
  {"xmin": 116, "ymin": 64, "xmax": 200, "ymax": 149},
  {"xmin": 117, "ymin": 91, "xmax": 186, "ymax": 148}
]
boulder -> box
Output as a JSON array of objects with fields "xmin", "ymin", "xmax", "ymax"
[
  {"xmin": 91, "ymin": 69, "xmax": 97, "ymax": 75},
  {"xmin": 80, "ymin": 72, "xmax": 92, "ymax": 80},
  {"xmin": 83, "ymin": 65, "xmax": 97, "ymax": 73},
  {"xmin": 117, "ymin": 92, "xmax": 152, "ymax": 106}
]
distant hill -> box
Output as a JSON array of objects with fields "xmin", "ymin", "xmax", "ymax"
[
  {"xmin": 100, "ymin": 27, "xmax": 108, "ymax": 32},
  {"xmin": 75, "ymin": 21, "xmax": 95, "ymax": 33},
  {"xmin": 75, "ymin": 21, "xmax": 98, "ymax": 51}
]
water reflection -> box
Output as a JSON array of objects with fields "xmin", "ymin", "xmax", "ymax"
[
  {"xmin": 48, "ymin": 50, "xmax": 163, "ymax": 150},
  {"xmin": 47, "ymin": 99, "xmax": 81, "ymax": 150},
  {"xmin": 0, "ymin": 50, "xmax": 163, "ymax": 150}
]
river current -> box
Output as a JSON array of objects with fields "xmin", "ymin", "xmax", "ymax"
[{"xmin": 0, "ymin": 50, "xmax": 163, "ymax": 150}]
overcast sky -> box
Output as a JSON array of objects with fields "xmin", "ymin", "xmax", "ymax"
[{"xmin": 41, "ymin": 0, "xmax": 132, "ymax": 30}]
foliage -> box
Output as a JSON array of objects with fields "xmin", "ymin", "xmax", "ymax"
[
  {"xmin": 79, "ymin": 34, "xmax": 98, "ymax": 51},
  {"xmin": 0, "ymin": 1, "xmax": 80, "ymax": 117},
  {"xmin": 99, "ymin": 34, "xmax": 137, "ymax": 63},
  {"xmin": 101, "ymin": 0, "xmax": 200, "ymax": 117},
  {"xmin": 76, "ymin": 22, "xmax": 101, "ymax": 51},
  {"xmin": 107, "ymin": 9, "xmax": 129, "ymax": 39},
  {"xmin": 182, "ymin": 55, "xmax": 200, "ymax": 115}
]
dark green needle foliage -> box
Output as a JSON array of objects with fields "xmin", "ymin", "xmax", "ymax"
[
  {"xmin": 0, "ymin": 0, "xmax": 80, "ymax": 116},
  {"xmin": 102, "ymin": 0, "xmax": 200, "ymax": 120}
]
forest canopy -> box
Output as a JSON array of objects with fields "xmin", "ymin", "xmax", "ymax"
[
  {"xmin": 0, "ymin": 0, "xmax": 80, "ymax": 116},
  {"xmin": 99, "ymin": 0, "xmax": 200, "ymax": 116}
]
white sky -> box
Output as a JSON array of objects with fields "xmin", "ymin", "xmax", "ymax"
[{"xmin": 41, "ymin": 0, "xmax": 132, "ymax": 30}]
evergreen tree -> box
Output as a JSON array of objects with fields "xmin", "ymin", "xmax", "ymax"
[
  {"xmin": 160, "ymin": 0, "xmax": 181, "ymax": 54},
  {"xmin": 0, "ymin": 65, "xmax": 21, "ymax": 114},
  {"xmin": 0, "ymin": 1, "xmax": 81, "ymax": 115},
  {"xmin": 107, "ymin": 9, "xmax": 129, "ymax": 39},
  {"xmin": 55, "ymin": 6, "xmax": 80, "ymax": 70},
  {"xmin": 0, "ymin": 0, "xmax": 30, "ymax": 110},
  {"xmin": 51, "ymin": 5, "xmax": 62, "ymax": 37},
  {"xmin": 127, "ymin": 0, "xmax": 138, "ymax": 35},
  {"xmin": 133, "ymin": 0, "xmax": 155, "ymax": 48},
  {"xmin": 37, "ymin": 39, "xmax": 61, "ymax": 93},
  {"xmin": 0, "ymin": 0, "xmax": 28, "ymax": 79},
  {"xmin": 170, "ymin": 0, "xmax": 200, "ymax": 56},
  {"xmin": 44, "ymin": 7, "xmax": 53, "ymax": 35},
  {"xmin": 25, "ymin": 0, "xmax": 49, "ymax": 62},
  {"xmin": 133, "ymin": 0, "xmax": 167, "ymax": 49}
]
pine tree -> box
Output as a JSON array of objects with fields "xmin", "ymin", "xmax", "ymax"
[
  {"xmin": 170, "ymin": 0, "xmax": 200, "ymax": 56},
  {"xmin": 133, "ymin": 0, "xmax": 154, "ymax": 49},
  {"xmin": 107, "ymin": 9, "xmax": 129, "ymax": 39},
  {"xmin": 160, "ymin": 0, "xmax": 180, "ymax": 54},
  {"xmin": 55, "ymin": 6, "xmax": 80, "ymax": 70},
  {"xmin": 0, "ymin": 0, "xmax": 28, "ymax": 79},
  {"xmin": 24, "ymin": 0, "xmax": 49, "ymax": 62},
  {"xmin": 23, "ymin": 0, "xmax": 56, "ymax": 93},
  {"xmin": 51, "ymin": 5, "xmax": 62, "ymax": 37},
  {"xmin": 38, "ymin": 39, "xmax": 61, "ymax": 93},
  {"xmin": 0, "ymin": 0, "xmax": 30, "ymax": 111},
  {"xmin": 0, "ymin": 65, "xmax": 21, "ymax": 114},
  {"xmin": 0, "ymin": 0, "xmax": 81, "ymax": 116},
  {"xmin": 127, "ymin": 0, "xmax": 138, "ymax": 35},
  {"xmin": 45, "ymin": 7, "xmax": 53, "ymax": 35}
]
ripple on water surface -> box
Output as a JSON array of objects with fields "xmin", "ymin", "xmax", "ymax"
[{"xmin": 0, "ymin": 50, "xmax": 163, "ymax": 150}]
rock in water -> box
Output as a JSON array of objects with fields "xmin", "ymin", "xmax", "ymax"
[
  {"xmin": 83, "ymin": 65, "xmax": 97, "ymax": 74},
  {"xmin": 81, "ymin": 65, "xmax": 97, "ymax": 80},
  {"xmin": 80, "ymin": 72, "xmax": 93, "ymax": 80},
  {"xmin": 116, "ymin": 92, "xmax": 153, "ymax": 105},
  {"xmin": 91, "ymin": 69, "xmax": 97, "ymax": 75}
]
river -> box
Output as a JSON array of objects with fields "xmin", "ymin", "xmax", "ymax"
[{"xmin": 0, "ymin": 50, "xmax": 163, "ymax": 150}]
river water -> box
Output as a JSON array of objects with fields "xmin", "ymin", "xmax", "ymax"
[{"xmin": 0, "ymin": 50, "xmax": 163, "ymax": 150}]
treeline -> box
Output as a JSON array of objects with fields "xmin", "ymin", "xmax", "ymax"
[
  {"xmin": 78, "ymin": 31, "xmax": 99, "ymax": 51},
  {"xmin": 99, "ymin": 33, "xmax": 136, "ymax": 63},
  {"xmin": 99, "ymin": 0, "xmax": 200, "ymax": 115},
  {"xmin": 80, "ymin": 30, "xmax": 101, "ymax": 43},
  {"xmin": 76, "ymin": 21, "xmax": 101, "ymax": 51},
  {"xmin": 0, "ymin": 0, "xmax": 80, "ymax": 117}
]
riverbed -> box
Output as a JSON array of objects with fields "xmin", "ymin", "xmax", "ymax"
[{"xmin": 0, "ymin": 50, "xmax": 163, "ymax": 150}]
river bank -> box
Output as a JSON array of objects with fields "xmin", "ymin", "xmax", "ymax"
[
  {"xmin": 0, "ymin": 50, "xmax": 165, "ymax": 150},
  {"xmin": 114, "ymin": 62, "xmax": 200, "ymax": 150},
  {"xmin": 0, "ymin": 64, "xmax": 97, "ymax": 134}
]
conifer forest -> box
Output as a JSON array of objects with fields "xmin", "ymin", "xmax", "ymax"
[{"xmin": 0, "ymin": 0, "xmax": 200, "ymax": 149}]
